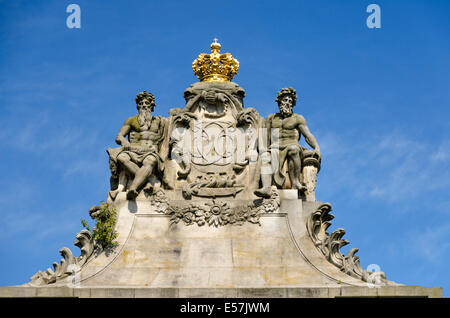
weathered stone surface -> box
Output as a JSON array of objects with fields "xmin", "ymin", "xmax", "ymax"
[
  {"xmin": 135, "ymin": 288, "xmax": 179, "ymax": 298},
  {"xmin": 0, "ymin": 286, "xmax": 443, "ymax": 298},
  {"xmin": 73, "ymin": 288, "xmax": 91, "ymax": 298},
  {"xmin": 178, "ymin": 288, "xmax": 238, "ymax": 298},
  {"xmin": 328, "ymin": 287, "xmax": 342, "ymax": 298},
  {"xmin": 35, "ymin": 286, "xmax": 74, "ymax": 298},
  {"xmin": 237, "ymin": 288, "xmax": 287, "ymax": 298},
  {"xmin": 10, "ymin": 181, "xmax": 440, "ymax": 297},
  {"xmin": 340, "ymin": 286, "xmax": 379, "ymax": 297},
  {"xmin": 18, "ymin": 195, "xmax": 384, "ymax": 289},
  {"xmin": 0, "ymin": 287, "xmax": 37, "ymax": 297},
  {"xmin": 286, "ymin": 287, "xmax": 329, "ymax": 298},
  {"xmin": 90, "ymin": 288, "xmax": 135, "ymax": 298},
  {"xmin": 376, "ymin": 286, "xmax": 443, "ymax": 298}
]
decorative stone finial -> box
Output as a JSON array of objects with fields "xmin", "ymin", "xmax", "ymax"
[{"xmin": 192, "ymin": 39, "xmax": 240, "ymax": 82}]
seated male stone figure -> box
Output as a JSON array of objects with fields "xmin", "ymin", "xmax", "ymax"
[
  {"xmin": 255, "ymin": 87, "xmax": 321, "ymax": 198},
  {"xmin": 115, "ymin": 91, "xmax": 166, "ymax": 200}
]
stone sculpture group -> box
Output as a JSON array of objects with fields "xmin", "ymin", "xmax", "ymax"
[{"xmin": 107, "ymin": 47, "xmax": 321, "ymax": 204}]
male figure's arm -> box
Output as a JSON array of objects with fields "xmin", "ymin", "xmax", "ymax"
[
  {"xmin": 115, "ymin": 120, "xmax": 132, "ymax": 147},
  {"xmin": 297, "ymin": 115, "xmax": 321, "ymax": 158}
]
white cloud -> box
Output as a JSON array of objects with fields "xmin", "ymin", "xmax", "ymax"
[
  {"xmin": 431, "ymin": 140, "xmax": 450, "ymax": 162},
  {"xmin": 0, "ymin": 181, "xmax": 88, "ymax": 242},
  {"xmin": 366, "ymin": 135, "xmax": 450, "ymax": 202},
  {"xmin": 0, "ymin": 208, "xmax": 80, "ymax": 241},
  {"xmin": 0, "ymin": 108, "xmax": 101, "ymax": 153},
  {"xmin": 316, "ymin": 130, "xmax": 450, "ymax": 207},
  {"xmin": 414, "ymin": 223, "xmax": 450, "ymax": 263},
  {"xmin": 63, "ymin": 157, "xmax": 104, "ymax": 178}
]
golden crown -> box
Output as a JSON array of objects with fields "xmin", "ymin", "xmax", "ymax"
[{"xmin": 192, "ymin": 39, "xmax": 240, "ymax": 82}]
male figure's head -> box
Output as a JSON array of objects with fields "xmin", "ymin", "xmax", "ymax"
[
  {"xmin": 275, "ymin": 87, "xmax": 297, "ymax": 117},
  {"xmin": 135, "ymin": 91, "xmax": 155, "ymax": 130}
]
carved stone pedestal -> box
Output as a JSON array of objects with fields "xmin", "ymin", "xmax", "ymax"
[{"xmin": 2, "ymin": 191, "xmax": 441, "ymax": 298}]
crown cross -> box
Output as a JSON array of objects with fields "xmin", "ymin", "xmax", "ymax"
[{"xmin": 192, "ymin": 39, "xmax": 240, "ymax": 82}]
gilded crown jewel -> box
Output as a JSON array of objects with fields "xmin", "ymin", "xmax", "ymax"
[{"xmin": 192, "ymin": 39, "xmax": 240, "ymax": 82}]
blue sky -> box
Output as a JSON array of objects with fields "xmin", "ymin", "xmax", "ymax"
[{"xmin": 0, "ymin": 0, "xmax": 449, "ymax": 295}]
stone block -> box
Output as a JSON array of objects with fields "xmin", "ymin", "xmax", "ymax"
[
  {"xmin": 178, "ymin": 288, "xmax": 238, "ymax": 298},
  {"xmin": 422, "ymin": 287, "xmax": 443, "ymax": 298},
  {"xmin": 340, "ymin": 286, "xmax": 378, "ymax": 297},
  {"xmin": 230, "ymin": 268, "xmax": 267, "ymax": 287},
  {"xmin": 377, "ymin": 286, "xmax": 443, "ymax": 298},
  {"xmin": 135, "ymin": 288, "xmax": 179, "ymax": 298},
  {"xmin": 278, "ymin": 190, "xmax": 298, "ymax": 200},
  {"xmin": 286, "ymin": 288, "xmax": 328, "ymax": 298},
  {"xmin": 149, "ymin": 267, "xmax": 211, "ymax": 288},
  {"xmin": 376, "ymin": 286, "xmax": 398, "ymax": 297},
  {"xmin": 73, "ymin": 288, "xmax": 91, "ymax": 298},
  {"xmin": 180, "ymin": 239, "xmax": 233, "ymax": 268},
  {"xmin": 36, "ymin": 287, "xmax": 74, "ymax": 298},
  {"xmin": 327, "ymin": 287, "xmax": 341, "ymax": 298},
  {"xmin": 90, "ymin": 288, "xmax": 135, "ymax": 298},
  {"xmin": 237, "ymin": 288, "xmax": 287, "ymax": 298},
  {"xmin": 0, "ymin": 287, "xmax": 37, "ymax": 297}
]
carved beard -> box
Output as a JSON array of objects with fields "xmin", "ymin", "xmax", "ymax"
[
  {"xmin": 279, "ymin": 103, "xmax": 293, "ymax": 117},
  {"xmin": 138, "ymin": 108, "xmax": 152, "ymax": 131}
]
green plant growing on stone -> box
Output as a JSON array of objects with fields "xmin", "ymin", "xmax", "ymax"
[
  {"xmin": 81, "ymin": 202, "xmax": 118, "ymax": 249},
  {"xmin": 81, "ymin": 219, "xmax": 91, "ymax": 232}
]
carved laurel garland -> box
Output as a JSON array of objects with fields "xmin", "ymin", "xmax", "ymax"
[
  {"xmin": 29, "ymin": 230, "xmax": 95, "ymax": 286},
  {"xmin": 152, "ymin": 188, "xmax": 280, "ymax": 227},
  {"xmin": 306, "ymin": 203, "xmax": 386, "ymax": 283}
]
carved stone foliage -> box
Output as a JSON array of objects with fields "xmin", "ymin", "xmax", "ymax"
[
  {"xmin": 29, "ymin": 230, "xmax": 95, "ymax": 286},
  {"xmin": 307, "ymin": 203, "xmax": 387, "ymax": 284},
  {"xmin": 151, "ymin": 188, "xmax": 280, "ymax": 227}
]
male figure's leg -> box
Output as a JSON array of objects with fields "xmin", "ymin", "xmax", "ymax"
[
  {"xmin": 127, "ymin": 155, "xmax": 157, "ymax": 200},
  {"xmin": 286, "ymin": 145, "xmax": 306, "ymax": 191},
  {"xmin": 117, "ymin": 152, "xmax": 139, "ymax": 176}
]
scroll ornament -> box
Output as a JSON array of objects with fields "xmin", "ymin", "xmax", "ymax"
[{"xmin": 307, "ymin": 203, "xmax": 387, "ymax": 284}]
